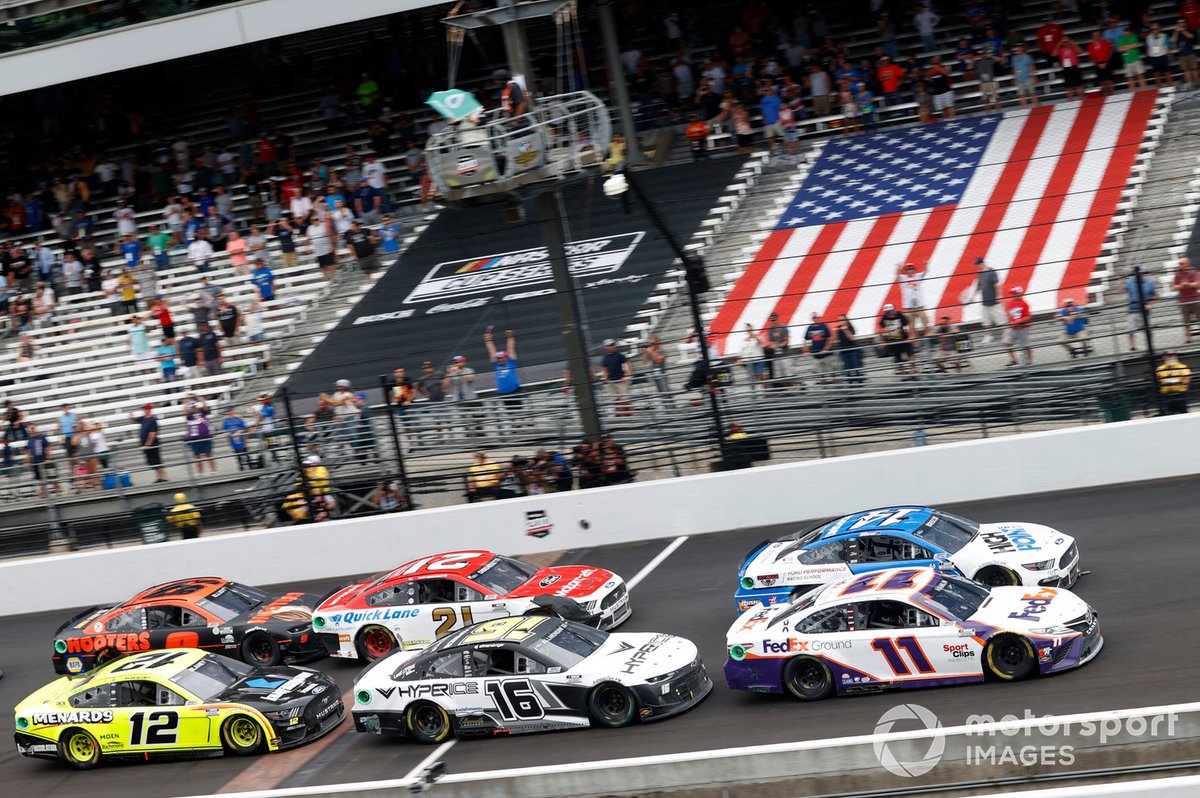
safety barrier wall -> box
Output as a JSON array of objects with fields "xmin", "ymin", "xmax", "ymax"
[
  {"xmin": 0, "ymin": 0, "xmax": 417, "ymax": 96},
  {"xmin": 182, "ymin": 702, "xmax": 1200, "ymax": 798},
  {"xmin": 3, "ymin": 412, "xmax": 1200, "ymax": 616}
]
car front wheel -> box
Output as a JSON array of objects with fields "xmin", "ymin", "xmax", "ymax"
[
  {"xmin": 588, "ymin": 683, "xmax": 637, "ymax": 728},
  {"xmin": 222, "ymin": 715, "xmax": 264, "ymax": 755},
  {"xmin": 975, "ymin": 566, "xmax": 1021, "ymax": 587},
  {"xmin": 984, "ymin": 634, "xmax": 1037, "ymax": 681}
]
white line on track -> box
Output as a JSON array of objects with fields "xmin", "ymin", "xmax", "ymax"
[
  {"xmin": 403, "ymin": 738, "xmax": 457, "ymax": 783},
  {"xmin": 627, "ymin": 536, "xmax": 689, "ymax": 590}
]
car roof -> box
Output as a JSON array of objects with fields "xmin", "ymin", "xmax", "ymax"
[
  {"xmin": 441, "ymin": 615, "xmax": 557, "ymax": 650},
  {"xmin": 124, "ymin": 577, "xmax": 232, "ymax": 607},
  {"xmin": 812, "ymin": 506, "xmax": 936, "ymax": 541},
  {"xmin": 49, "ymin": 649, "xmax": 211, "ymax": 698},
  {"xmin": 809, "ymin": 566, "xmax": 941, "ymax": 607},
  {"xmin": 378, "ymin": 551, "xmax": 498, "ymax": 584}
]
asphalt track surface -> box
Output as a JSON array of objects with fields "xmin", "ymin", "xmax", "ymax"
[{"xmin": 3, "ymin": 477, "xmax": 1199, "ymax": 797}]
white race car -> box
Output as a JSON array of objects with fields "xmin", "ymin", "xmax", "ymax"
[
  {"xmin": 735, "ymin": 506, "xmax": 1080, "ymax": 611},
  {"xmin": 314, "ymin": 551, "xmax": 630, "ymax": 661},
  {"xmin": 352, "ymin": 615, "xmax": 711, "ymax": 742},
  {"xmin": 726, "ymin": 566, "xmax": 1101, "ymax": 700}
]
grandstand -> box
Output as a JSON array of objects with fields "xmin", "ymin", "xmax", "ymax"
[{"xmin": 1, "ymin": 0, "xmax": 1198, "ymax": 555}]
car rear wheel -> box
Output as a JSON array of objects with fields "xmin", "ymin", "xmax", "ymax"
[
  {"xmin": 984, "ymin": 634, "xmax": 1037, "ymax": 681},
  {"xmin": 782, "ymin": 656, "xmax": 834, "ymax": 701},
  {"xmin": 355, "ymin": 625, "xmax": 398, "ymax": 661},
  {"xmin": 222, "ymin": 715, "xmax": 264, "ymax": 755},
  {"xmin": 975, "ymin": 566, "xmax": 1021, "ymax": 587},
  {"xmin": 406, "ymin": 701, "xmax": 452, "ymax": 744},
  {"xmin": 58, "ymin": 728, "xmax": 101, "ymax": 770},
  {"xmin": 588, "ymin": 683, "xmax": 637, "ymax": 728},
  {"xmin": 240, "ymin": 633, "xmax": 281, "ymax": 666}
]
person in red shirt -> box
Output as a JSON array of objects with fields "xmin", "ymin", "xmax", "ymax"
[
  {"xmin": 149, "ymin": 296, "xmax": 175, "ymax": 339},
  {"xmin": 257, "ymin": 134, "xmax": 277, "ymax": 171},
  {"xmin": 1037, "ymin": 18, "xmax": 1064, "ymax": 67},
  {"xmin": 1005, "ymin": 286, "xmax": 1033, "ymax": 367},
  {"xmin": 1059, "ymin": 38, "xmax": 1085, "ymax": 100},
  {"xmin": 685, "ymin": 115, "xmax": 709, "ymax": 160},
  {"xmin": 1183, "ymin": 1, "xmax": 1200, "ymax": 31},
  {"xmin": 1172, "ymin": 256, "xmax": 1200, "ymax": 342},
  {"xmin": 1087, "ymin": 29, "xmax": 1116, "ymax": 94},
  {"xmin": 876, "ymin": 55, "xmax": 906, "ymax": 109}
]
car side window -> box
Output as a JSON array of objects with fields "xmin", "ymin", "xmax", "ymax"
[
  {"xmin": 423, "ymin": 650, "xmax": 467, "ymax": 679},
  {"xmin": 861, "ymin": 600, "xmax": 940, "ymax": 629},
  {"xmin": 798, "ymin": 606, "xmax": 851, "ymax": 634},
  {"xmin": 796, "ymin": 541, "xmax": 848, "ymax": 565},
  {"xmin": 107, "ymin": 608, "xmax": 143, "ymax": 633},
  {"xmin": 452, "ymin": 579, "xmax": 484, "ymax": 602},
  {"xmin": 416, "ymin": 579, "xmax": 457, "ymax": 604},
  {"xmin": 145, "ymin": 606, "xmax": 180, "ymax": 629},
  {"xmin": 116, "ymin": 680, "xmax": 159, "ymax": 707},
  {"xmin": 70, "ymin": 684, "xmax": 115, "ymax": 708},
  {"xmin": 179, "ymin": 608, "xmax": 207, "ymax": 628},
  {"xmin": 367, "ymin": 583, "xmax": 418, "ymax": 606},
  {"xmin": 156, "ymin": 684, "xmax": 187, "ymax": 706}
]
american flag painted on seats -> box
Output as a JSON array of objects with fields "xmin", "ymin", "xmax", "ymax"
[{"xmin": 710, "ymin": 91, "xmax": 1158, "ymax": 354}]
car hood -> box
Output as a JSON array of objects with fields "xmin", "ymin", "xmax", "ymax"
[
  {"xmin": 507, "ymin": 566, "xmax": 617, "ymax": 599},
  {"xmin": 957, "ymin": 522, "xmax": 1075, "ymax": 566},
  {"xmin": 231, "ymin": 592, "xmax": 320, "ymax": 626},
  {"xmin": 968, "ymin": 585, "xmax": 1092, "ymax": 630},
  {"xmin": 725, "ymin": 602, "xmax": 789, "ymax": 644},
  {"xmin": 586, "ymin": 632, "xmax": 699, "ymax": 680},
  {"xmin": 214, "ymin": 666, "xmax": 335, "ymax": 706}
]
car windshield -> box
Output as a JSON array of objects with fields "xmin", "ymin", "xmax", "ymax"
[
  {"xmin": 170, "ymin": 655, "xmax": 253, "ymax": 700},
  {"xmin": 920, "ymin": 574, "xmax": 990, "ymax": 620},
  {"xmin": 773, "ymin": 519, "xmax": 831, "ymax": 560},
  {"xmin": 910, "ymin": 512, "xmax": 980, "ymax": 554},
  {"xmin": 766, "ymin": 592, "xmax": 819, "ymax": 628},
  {"xmin": 526, "ymin": 621, "xmax": 607, "ymax": 669},
  {"xmin": 197, "ymin": 582, "xmax": 271, "ymax": 621},
  {"xmin": 471, "ymin": 556, "xmax": 536, "ymax": 595}
]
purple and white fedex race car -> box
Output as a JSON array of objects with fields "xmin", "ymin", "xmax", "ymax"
[
  {"xmin": 725, "ymin": 566, "xmax": 1101, "ymax": 700},
  {"xmin": 735, "ymin": 506, "xmax": 1080, "ymax": 612}
]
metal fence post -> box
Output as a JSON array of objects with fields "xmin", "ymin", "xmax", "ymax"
[{"xmin": 280, "ymin": 387, "xmax": 314, "ymax": 512}]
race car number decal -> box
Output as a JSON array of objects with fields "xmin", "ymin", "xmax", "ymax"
[
  {"xmin": 870, "ymin": 636, "xmax": 935, "ymax": 676},
  {"xmin": 485, "ymin": 679, "xmax": 544, "ymax": 721},
  {"xmin": 462, "ymin": 616, "xmax": 543, "ymax": 644},
  {"xmin": 839, "ymin": 569, "xmax": 923, "ymax": 596},
  {"xmin": 129, "ymin": 711, "xmax": 180, "ymax": 745},
  {"xmin": 112, "ymin": 651, "xmax": 188, "ymax": 672},
  {"xmin": 432, "ymin": 606, "xmax": 476, "ymax": 637},
  {"xmin": 398, "ymin": 553, "xmax": 487, "ymax": 575}
]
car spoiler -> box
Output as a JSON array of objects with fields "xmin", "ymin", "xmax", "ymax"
[{"xmin": 53, "ymin": 605, "xmax": 105, "ymax": 636}]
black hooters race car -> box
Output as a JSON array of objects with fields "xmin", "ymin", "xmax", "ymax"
[{"xmin": 51, "ymin": 577, "xmax": 326, "ymax": 675}]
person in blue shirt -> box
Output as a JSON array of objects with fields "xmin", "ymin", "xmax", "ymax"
[
  {"xmin": 758, "ymin": 84, "xmax": 783, "ymax": 152},
  {"xmin": 1057, "ymin": 299, "xmax": 1090, "ymax": 358},
  {"xmin": 222, "ymin": 406, "xmax": 252, "ymax": 470},
  {"xmin": 378, "ymin": 215, "xmax": 403, "ymax": 253},
  {"xmin": 183, "ymin": 213, "xmax": 204, "ymax": 243},
  {"xmin": 484, "ymin": 328, "xmax": 523, "ymax": 424},
  {"xmin": 1124, "ymin": 269, "xmax": 1158, "ymax": 351},
  {"xmin": 116, "ymin": 234, "xmax": 143, "ymax": 269},
  {"xmin": 251, "ymin": 257, "xmax": 276, "ymax": 302}
]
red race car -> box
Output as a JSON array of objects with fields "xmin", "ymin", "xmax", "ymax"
[{"xmin": 312, "ymin": 550, "xmax": 631, "ymax": 660}]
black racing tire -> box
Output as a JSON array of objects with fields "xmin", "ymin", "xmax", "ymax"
[
  {"xmin": 975, "ymin": 566, "xmax": 1021, "ymax": 587},
  {"xmin": 355, "ymin": 625, "xmax": 398, "ymax": 662},
  {"xmin": 587, "ymin": 682, "xmax": 637, "ymax": 728},
  {"xmin": 984, "ymin": 634, "xmax": 1037, "ymax": 681},
  {"xmin": 240, "ymin": 633, "xmax": 282, "ymax": 666},
  {"xmin": 221, "ymin": 714, "xmax": 264, "ymax": 755},
  {"xmin": 406, "ymin": 701, "xmax": 452, "ymax": 744},
  {"xmin": 58, "ymin": 727, "xmax": 102, "ymax": 770},
  {"xmin": 782, "ymin": 656, "xmax": 835, "ymax": 701}
]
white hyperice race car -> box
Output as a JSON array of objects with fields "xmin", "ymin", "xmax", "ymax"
[
  {"xmin": 352, "ymin": 616, "xmax": 711, "ymax": 742},
  {"xmin": 726, "ymin": 566, "xmax": 1101, "ymax": 700},
  {"xmin": 735, "ymin": 506, "xmax": 1080, "ymax": 611}
]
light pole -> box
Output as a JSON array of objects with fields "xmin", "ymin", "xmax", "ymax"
[{"xmin": 603, "ymin": 170, "xmax": 732, "ymax": 466}]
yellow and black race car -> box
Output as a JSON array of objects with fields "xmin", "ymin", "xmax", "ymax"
[{"xmin": 15, "ymin": 648, "xmax": 343, "ymax": 769}]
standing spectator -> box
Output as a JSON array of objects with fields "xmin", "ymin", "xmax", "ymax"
[
  {"xmin": 1088, "ymin": 29, "xmax": 1116, "ymax": 95},
  {"xmin": 167, "ymin": 492, "xmax": 203, "ymax": 539},
  {"xmin": 765, "ymin": 312, "xmax": 793, "ymax": 385},
  {"xmin": 1174, "ymin": 18, "xmax": 1200, "ymax": 86},
  {"xmin": 445, "ymin": 355, "xmax": 480, "ymax": 435},
  {"xmin": 149, "ymin": 296, "xmax": 175, "ymax": 339},
  {"xmin": 255, "ymin": 393, "xmax": 281, "ymax": 464},
  {"xmin": 807, "ymin": 64, "xmax": 833, "ymax": 118},
  {"xmin": 222, "ymin": 406, "xmax": 252, "ymax": 470},
  {"xmin": 599, "ymin": 339, "xmax": 634, "ymax": 416},
  {"xmin": 87, "ymin": 420, "xmax": 111, "ymax": 472},
  {"xmin": 378, "ymin": 215, "xmax": 403, "ymax": 256},
  {"xmin": 641, "ymin": 336, "xmax": 674, "ymax": 405},
  {"xmin": 137, "ymin": 404, "xmax": 167, "ymax": 482},
  {"xmin": 353, "ymin": 179, "xmax": 381, "ymax": 224},
  {"xmin": 737, "ymin": 323, "xmax": 767, "ymax": 390},
  {"xmin": 686, "ymin": 114, "xmax": 710, "ymax": 160},
  {"xmin": 931, "ymin": 316, "xmax": 966, "ymax": 373},
  {"xmin": 926, "ymin": 57, "xmax": 955, "ymax": 120},
  {"xmin": 102, "ymin": 270, "xmax": 123, "ymax": 317},
  {"xmin": 197, "ymin": 321, "xmax": 224, "ymax": 375},
  {"xmin": 1156, "ymin": 351, "xmax": 1192, "ymax": 414},
  {"xmin": 390, "ymin": 365, "xmax": 416, "ymax": 445},
  {"xmin": 485, "ymin": 328, "xmax": 523, "ymax": 417},
  {"xmin": 117, "ymin": 267, "xmax": 139, "ymax": 314},
  {"xmin": 759, "ymin": 84, "xmax": 783, "ymax": 152},
  {"xmin": 25, "ymin": 422, "xmax": 58, "ymax": 498},
  {"xmin": 307, "ymin": 214, "xmax": 336, "ymax": 280},
  {"xmin": 215, "ymin": 293, "xmax": 240, "ymax": 341},
  {"xmin": 1059, "ymin": 38, "xmax": 1086, "ymax": 100},
  {"xmin": 116, "ymin": 233, "xmax": 144, "ymax": 271},
  {"xmin": 127, "ymin": 314, "xmax": 153, "ymax": 361},
  {"xmin": 244, "ymin": 298, "xmax": 265, "ymax": 342},
  {"xmin": 346, "ymin": 221, "xmax": 379, "ymax": 272},
  {"xmin": 836, "ymin": 79, "xmax": 861, "ymax": 135},
  {"xmin": 1057, "ymin": 299, "xmax": 1091, "ymax": 357},
  {"xmin": 1185, "ymin": 0, "xmax": 1200, "ymax": 32},
  {"xmin": 177, "ymin": 330, "xmax": 200, "ymax": 377},
  {"xmin": 226, "ymin": 230, "xmax": 249, "ymax": 274},
  {"xmin": 251, "ymin": 257, "xmax": 276, "ymax": 303},
  {"xmin": 62, "ymin": 252, "xmax": 84, "ymax": 294},
  {"xmin": 1145, "ymin": 23, "xmax": 1174, "ymax": 86},
  {"xmin": 1012, "ymin": 44, "xmax": 1039, "ymax": 107},
  {"xmin": 914, "ymin": 3, "xmax": 941, "ymax": 52},
  {"xmin": 157, "ymin": 336, "xmax": 178, "ymax": 383},
  {"xmin": 834, "ymin": 314, "xmax": 864, "ymax": 384},
  {"xmin": 270, "ymin": 217, "xmax": 300, "ymax": 267},
  {"xmin": 898, "ymin": 262, "xmax": 930, "ymax": 334},
  {"xmin": 1118, "ymin": 24, "xmax": 1149, "ymax": 90},
  {"xmin": 1173, "ymin": 256, "xmax": 1200, "ymax": 342},
  {"xmin": 414, "ymin": 364, "xmax": 447, "ymax": 443},
  {"xmin": 878, "ymin": 303, "xmax": 915, "ymax": 376},
  {"xmin": 58, "ymin": 403, "xmax": 79, "ymax": 471},
  {"xmin": 970, "ymin": 257, "xmax": 1004, "ymax": 343},
  {"xmin": 1004, "ymin": 286, "xmax": 1034, "ymax": 367},
  {"xmin": 974, "ymin": 51, "xmax": 1002, "ymax": 112},
  {"xmin": 804, "ymin": 313, "xmax": 836, "ymax": 383},
  {"xmin": 1124, "ymin": 268, "xmax": 1158, "ymax": 350},
  {"xmin": 1037, "ymin": 17, "xmax": 1065, "ymax": 67},
  {"xmin": 185, "ymin": 402, "xmax": 216, "ymax": 474},
  {"xmin": 188, "ymin": 230, "xmax": 214, "ymax": 273},
  {"xmin": 731, "ymin": 104, "xmax": 754, "ymax": 153},
  {"xmin": 877, "ymin": 55, "xmax": 905, "ymax": 111}
]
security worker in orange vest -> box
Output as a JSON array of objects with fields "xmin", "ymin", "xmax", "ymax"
[{"xmin": 167, "ymin": 492, "xmax": 202, "ymax": 540}]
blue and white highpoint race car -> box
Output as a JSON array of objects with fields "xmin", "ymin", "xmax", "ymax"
[{"xmin": 735, "ymin": 506, "xmax": 1080, "ymax": 612}]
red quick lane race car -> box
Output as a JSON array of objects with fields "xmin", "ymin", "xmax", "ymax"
[
  {"xmin": 314, "ymin": 550, "xmax": 632, "ymax": 661},
  {"xmin": 52, "ymin": 577, "xmax": 326, "ymax": 675}
]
